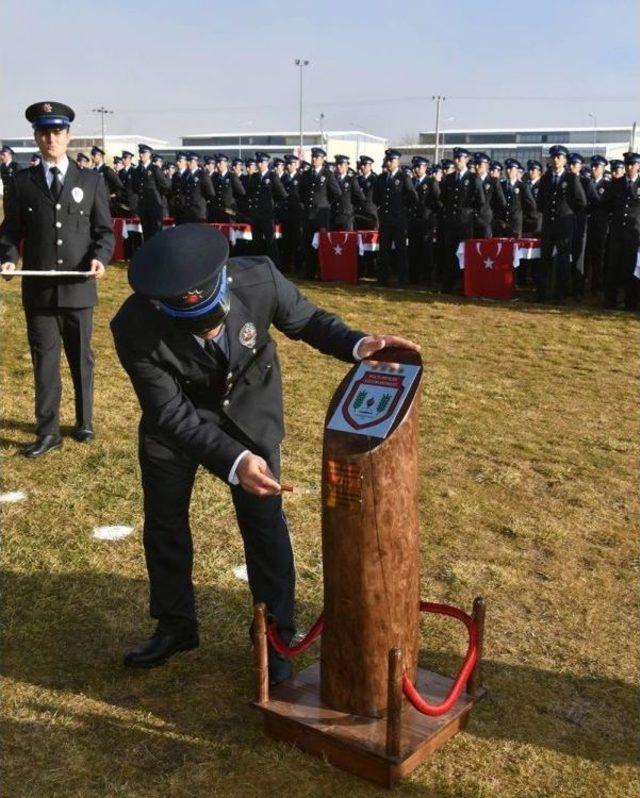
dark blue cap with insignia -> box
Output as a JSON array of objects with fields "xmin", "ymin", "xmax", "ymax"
[
  {"xmin": 549, "ymin": 144, "xmax": 569, "ymax": 158},
  {"xmin": 152, "ymin": 154, "xmax": 163, "ymax": 163},
  {"xmin": 335, "ymin": 154, "xmax": 350, "ymax": 164},
  {"xmin": 129, "ymin": 225, "xmax": 231, "ymax": 334},
  {"xmin": 384, "ymin": 148, "xmax": 402, "ymax": 160},
  {"xmin": 204, "ymin": 156, "xmax": 215, "ymax": 165},
  {"xmin": 430, "ymin": 165, "xmax": 443, "ymax": 175},
  {"xmin": 91, "ymin": 145, "xmax": 105, "ymax": 156},
  {"xmin": 122, "ymin": 150, "xmax": 134, "ymax": 158},
  {"xmin": 473, "ymin": 152, "xmax": 490, "ymax": 164},
  {"xmin": 311, "ymin": 147, "xmax": 327, "ymax": 158},
  {"xmin": 489, "ymin": 160, "xmax": 503, "ymax": 170},
  {"xmin": 411, "ymin": 156, "xmax": 429, "ymax": 166},
  {"xmin": 441, "ymin": 158, "xmax": 454, "ymax": 169},
  {"xmin": 138, "ymin": 144, "xmax": 153, "ymax": 154},
  {"xmin": 1, "ymin": 145, "xmax": 15, "ymax": 155},
  {"xmin": 284, "ymin": 154, "xmax": 299, "ymax": 164},
  {"xmin": 623, "ymin": 151, "xmax": 640, "ymax": 165},
  {"xmin": 526, "ymin": 159, "xmax": 542, "ymax": 170},
  {"xmin": 272, "ymin": 157, "xmax": 284, "ymax": 165},
  {"xmin": 175, "ymin": 151, "xmax": 187, "ymax": 160},
  {"xmin": 568, "ymin": 152, "xmax": 584, "ymax": 165},
  {"xmin": 25, "ymin": 101, "xmax": 75, "ymax": 129},
  {"xmin": 504, "ymin": 158, "xmax": 521, "ymax": 169},
  {"xmin": 244, "ymin": 156, "xmax": 256, "ymax": 166},
  {"xmin": 590, "ymin": 155, "xmax": 608, "ymax": 167},
  {"xmin": 215, "ymin": 153, "xmax": 229, "ymax": 162},
  {"xmin": 186, "ymin": 151, "xmax": 199, "ymax": 161},
  {"xmin": 76, "ymin": 152, "xmax": 89, "ymax": 163},
  {"xmin": 609, "ymin": 159, "xmax": 624, "ymax": 170},
  {"xmin": 113, "ymin": 156, "xmax": 123, "ymax": 164},
  {"xmin": 452, "ymin": 147, "xmax": 471, "ymax": 159},
  {"xmin": 255, "ymin": 151, "xmax": 270, "ymax": 162},
  {"xmin": 232, "ymin": 158, "xmax": 244, "ymax": 166},
  {"xmin": 359, "ymin": 155, "xmax": 374, "ymax": 164}
]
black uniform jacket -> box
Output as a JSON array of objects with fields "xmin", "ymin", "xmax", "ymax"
[
  {"xmin": 409, "ymin": 175, "xmax": 441, "ymax": 227},
  {"xmin": 440, "ymin": 170, "xmax": 486, "ymax": 225},
  {"xmin": 94, "ymin": 163, "xmax": 123, "ymax": 197},
  {"xmin": 111, "ymin": 257, "xmax": 366, "ymax": 482},
  {"xmin": 211, "ymin": 169, "xmax": 246, "ymax": 215},
  {"xmin": 118, "ymin": 165, "xmax": 139, "ymax": 214},
  {"xmin": 299, "ymin": 166, "xmax": 342, "ymax": 224},
  {"xmin": 536, "ymin": 170, "xmax": 587, "ymax": 230},
  {"xmin": 331, "ymin": 172, "xmax": 366, "ymax": 227},
  {"xmin": 281, "ymin": 171, "xmax": 304, "ymax": 219},
  {"xmin": 245, "ymin": 170, "xmax": 288, "ymax": 223},
  {"xmin": 372, "ymin": 169, "xmax": 418, "ymax": 224},
  {"xmin": 496, "ymin": 179, "xmax": 537, "ymax": 235},
  {"xmin": 603, "ymin": 175, "xmax": 640, "ymax": 237},
  {"xmin": 0, "ymin": 160, "xmax": 114, "ymax": 308},
  {"xmin": 133, "ymin": 163, "xmax": 171, "ymax": 215}
]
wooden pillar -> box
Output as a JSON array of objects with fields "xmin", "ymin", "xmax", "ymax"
[
  {"xmin": 320, "ymin": 348, "xmax": 423, "ymax": 718},
  {"xmin": 467, "ymin": 596, "xmax": 486, "ymax": 697},
  {"xmin": 385, "ymin": 648, "xmax": 403, "ymax": 757},
  {"xmin": 254, "ymin": 603, "xmax": 269, "ymax": 704}
]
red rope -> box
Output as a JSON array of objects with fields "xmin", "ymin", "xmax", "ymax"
[
  {"xmin": 402, "ymin": 601, "xmax": 478, "ymax": 717},
  {"xmin": 267, "ymin": 615, "xmax": 324, "ymax": 656}
]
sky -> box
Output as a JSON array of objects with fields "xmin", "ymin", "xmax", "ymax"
[{"xmin": 1, "ymin": 0, "xmax": 638, "ymax": 145}]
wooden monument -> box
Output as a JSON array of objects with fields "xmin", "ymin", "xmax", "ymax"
[{"xmin": 252, "ymin": 348, "xmax": 486, "ymax": 787}]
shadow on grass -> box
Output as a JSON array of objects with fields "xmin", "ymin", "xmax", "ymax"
[
  {"xmin": 2, "ymin": 568, "xmax": 637, "ymax": 772},
  {"xmin": 0, "ymin": 418, "xmax": 81, "ymax": 448}
]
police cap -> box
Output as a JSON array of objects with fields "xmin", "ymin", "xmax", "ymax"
[{"xmin": 25, "ymin": 101, "xmax": 75, "ymax": 129}]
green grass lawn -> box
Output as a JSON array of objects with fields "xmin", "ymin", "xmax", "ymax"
[{"xmin": 1, "ymin": 265, "xmax": 638, "ymax": 797}]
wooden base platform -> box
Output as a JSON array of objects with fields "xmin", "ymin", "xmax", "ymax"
[{"xmin": 253, "ymin": 662, "xmax": 486, "ymax": 788}]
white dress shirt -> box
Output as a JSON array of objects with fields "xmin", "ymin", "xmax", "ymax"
[{"xmin": 42, "ymin": 155, "xmax": 69, "ymax": 188}]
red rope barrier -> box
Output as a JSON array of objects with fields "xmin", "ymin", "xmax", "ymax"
[
  {"xmin": 402, "ymin": 601, "xmax": 478, "ymax": 717},
  {"xmin": 267, "ymin": 615, "xmax": 324, "ymax": 656}
]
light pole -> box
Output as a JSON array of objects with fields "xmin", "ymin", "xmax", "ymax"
[
  {"xmin": 92, "ymin": 106, "xmax": 114, "ymax": 151},
  {"xmin": 588, "ymin": 112, "xmax": 597, "ymax": 157},
  {"xmin": 432, "ymin": 96, "xmax": 446, "ymax": 164},
  {"xmin": 295, "ymin": 59, "xmax": 309, "ymax": 159}
]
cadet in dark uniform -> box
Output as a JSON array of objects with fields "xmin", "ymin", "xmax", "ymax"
[
  {"xmin": 609, "ymin": 160, "xmax": 625, "ymax": 180},
  {"xmin": 111, "ymin": 224, "xmax": 419, "ymax": 679},
  {"xmin": 602, "ymin": 151, "xmax": 640, "ymax": 310},
  {"xmin": 584, "ymin": 155, "xmax": 610, "ymax": 293},
  {"xmin": 372, "ymin": 148, "xmax": 418, "ymax": 287},
  {"xmin": 408, "ymin": 156, "xmax": 440, "ymax": 284},
  {"xmin": 133, "ymin": 144, "xmax": 171, "ymax": 240},
  {"xmin": 535, "ymin": 145, "xmax": 587, "ymax": 302},
  {"xmin": 354, "ymin": 155, "xmax": 378, "ymax": 230},
  {"xmin": 170, "ymin": 151, "xmax": 188, "ymax": 221},
  {"xmin": 1, "ymin": 145, "xmax": 21, "ymax": 214},
  {"xmin": 117, "ymin": 150, "xmax": 138, "ymax": 216},
  {"xmin": 495, "ymin": 158, "xmax": 536, "ymax": 238},
  {"xmin": 151, "ymin": 155, "xmax": 169, "ymax": 218},
  {"xmin": 0, "ymin": 101, "xmax": 114, "ymax": 456},
  {"xmin": 90, "ymin": 145, "xmax": 123, "ymax": 217},
  {"xmin": 489, "ymin": 160, "xmax": 503, "ymax": 181},
  {"xmin": 209, "ymin": 153, "xmax": 245, "ymax": 223},
  {"xmin": 176, "ymin": 152, "xmax": 215, "ymax": 224},
  {"xmin": 244, "ymin": 152, "xmax": 287, "ymax": 264},
  {"xmin": 473, "ymin": 152, "xmax": 506, "ymax": 238},
  {"xmin": 279, "ymin": 154, "xmax": 304, "ymax": 274},
  {"xmin": 568, "ymin": 152, "xmax": 590, "ymax": 297},
  {"xmin": 299, "ymin": 146, "xmax": 341, "ymax": 277},
  {"xmin": 439, "ymin": 147, "xmax": 486, "ymax": 292},
  {"xmin": 75, "ymin": 152, "xmax": 89, "ymax": 169},
  {"xmin": 331, "ymin": 154, "xmax": 365, "ymax": 231}
]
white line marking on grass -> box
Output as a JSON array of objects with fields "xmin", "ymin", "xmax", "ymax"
[
  {"xmin": 233, "ymin": 564, "xmax": 249, "ymax": 582},
  {"xmin": 0, "ymin": 491, "xmax": 27, "ymax": 503},
  {"xmin": 92, "ymin": 525, "xmax": 134, "ymax": 540}
]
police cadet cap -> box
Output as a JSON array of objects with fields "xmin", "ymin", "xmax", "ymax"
[
  {"xmin": 1, "ymin": 145, "xmax": 14, "ymax": 155},
  {"xmin": 284, "ymin": 154, "xmax": 299, "ymax": 164},
  {"xmin": 504, "ymin": 158, "xmax": 521, "ymax": 169},
  {"xmin": 244, "ymin": 156, "xmax": 256, "ymax": 166},
  {"xmin": 335, "ymin": 154, "xmax": 350, "ymax": 164},
  {"xmin": 549, "ymin": 144, "xmax": 569, "ymax": 158},
  {"xmin": 215, "ymin": 153, "xmax": 229, "ymax": 162},
  {"xmin": 113, "ymin": 156, "xmax": 123, "ymax": 164},
  {"xmin": 76, "ymin": 153, "xmax": 89, "ymax": 163},
  {"xmin": 232, "ymin": 158, "xmax": 244, "ymax": 166},
  {"xmin": 129, "ymin": 224, "xmax": 231, "ymax": 332},
  {"xmin": 152, "ymin": 154, "xmax": 162, "ymax": 162},
  {"xmin": 301, "ymin": 160, "xmax": 310, "ymax": 168},
  {"xmin": 25, "ymin": 101, "xmax": 75, "ymax": 129},
  {"xmin": 175, "ymin": 151, "xmax": 187, "ymax": 160},
  {"xmin": 186, "ymin": 151, "xmax": 199, "ymax": 160},
  {"xmin": 122, "ymin": 150, "xmax": 134, "ymax": 158},
  {"xmin": 452, "ymin": 147, "xmax": 471, "ymax": 159},
  {"xmin": 204, "ymin": 156, "xmax": 215, "ymax": 165},
  {"xmin": 359, "ymin": 155, "xmax": 374, "ymax": 164},
  {"xmin": 590, "ymin": 155, "xmax": 608, "ymax": 167},
  {"xmin": 526, "ymin": 159, "xmax": 542, "ymax": 170},
  {"xmin": 440, "ymin": 158, "xmax": 454, "ymax": 168},
  {"xmin": 272, "ymin": 157, "xmax": 284, "ymax": 165},
  {"xmin": 384, "ymin": 148, "xmax": 402, "ymax": 160},
  {"xmin": 311, "ymin": 147, "xmax": 327, "ymax": 158},
  {"xmin": 490, "ymin": 160, "xmax": 503, "ymax": 170},
  {"xmin": 623, "ymin": 151, "xmax": 640, "ymax": 165},
  {"xmin": 255, "ymin": 151, "xmax": 271, "ymax": 162},
  {"xmin": 430, "ymin": 165, "xmax": 443, "ymax": 175},
  {"xmin": 90, "ymin": 145, "xmax": 105, "ymax": 156},
  {"xmin": 411, "ymin": 156, "xmax": 429, "ymax": 166},
  {"xmin": 609, "ymin": 159, "xmax": 624, "ymax": 169},
  {"xmin": 473, "ymin": 152, "xmax": 490, "ymax": 164},
  {"xmin": 568, "ymin": 152, "xmax": 584, "ymax": 164},
  {"xmin": 138, "ymin": 144, "xmax": 153, "ymax": 154}
]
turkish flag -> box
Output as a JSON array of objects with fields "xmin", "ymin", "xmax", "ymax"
[
  {"xmin": 318, "ymin": 231, "xmax": 359, "ymax": 283},
  {"xmin": 463, "ymin": 238, "xmax": 515, "ymax": 300}
]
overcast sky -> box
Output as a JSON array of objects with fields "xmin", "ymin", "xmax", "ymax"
[{"xmin": 2, "ymin": 0, "xmax": 637, "ymax": 145}]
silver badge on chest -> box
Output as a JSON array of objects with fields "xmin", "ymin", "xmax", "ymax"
[{"xmin": 239, "ymin": 322, "xmax": 257, "ymax": 349}]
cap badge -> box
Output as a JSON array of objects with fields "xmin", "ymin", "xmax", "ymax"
[
  {"xmin": 43, "ymin": 103, "xmax": 53, "ymax": 113},
  {"xmin": 239, "ymin": 322, "xmax": 257, "ymax": 349},
  {"xmin": 71, "ymin": 187, "xmax": 84, "ymax": 203},
  {"xmin": 184, "ymin": 289, "xmax": 204, "ymax": 304}
]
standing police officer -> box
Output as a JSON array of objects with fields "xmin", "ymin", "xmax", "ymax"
[
  {"xmin": 1, "ymin": 145, "xmax": 21, "ymax": 214},
  {"xmin": 0, "ymin": 101, "xmax": 114, "ymax": 455},
  {"xmin": 473, "ymin": 152, "xmax": 506, "ymax": 238},
  {"xmin": 298, "ymin": 147, "xmax": 341, "ymax": 278},
  {"xmin": 331, "ymin": 155, "xmax": 365, "ymax": 231},
  {"xmin": 209, "ymin": 153, "xmax": 245, "ymax": 223},
  {"xmin": 584, "ymin": 155, "xmax": 610, "ymax": 293},
  {"xmin": 90, "ymin": 145, "xmax": 123, "ymax": 217},
  {"xmin": 245, "ymin": 152, "xmax": 287, "ymax": 264},
  {"xmin": 178, "ymin": 152, "xmax": 215, "ymax": 224},
  {"xmin": 279, "ymin": 154, "xmax": 304, "ymax": 274},
  {"xmin": 408, "ymin": 156, "xmax": 440, "ymax": 285},
  {"xmin": 133, "ymin": 144, "xmax": 171, "ymax": 240}
]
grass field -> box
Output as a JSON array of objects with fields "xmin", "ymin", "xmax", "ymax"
[{"xmin": 1, "ymin": 265, "xmax": 638, "ymax": 798}]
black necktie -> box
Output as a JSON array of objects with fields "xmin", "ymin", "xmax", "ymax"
[
  {"xmin": 49, "ymin": 166, "xmax": 62, "ymax": 201},
  {"xmin": 204, "ymin": 338, "xmax": 227, "ymax": 371}
]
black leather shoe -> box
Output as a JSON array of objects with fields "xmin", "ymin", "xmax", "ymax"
[
  {"xmin": 72, "ymin": 426, "xmax": 95, "ymax": 443},
  {"xmin": 22, "ymin": 435, "xmax": 62, "ymax": 458},
  {"xmin": 268, "ymin": 650, "xmax": 293, "ymax": 686},
  {"xmin": 123, "ymin": 631, "xmax": 199, "ymax": 669}
]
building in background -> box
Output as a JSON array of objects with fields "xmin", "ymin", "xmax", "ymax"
[
  {"xmin": 0, "ymin": 134, "xmax": 169, "ymax": 166},
  {"xmin": 392, "ymin": 126, "xmax": 636, "ymax": 164}
]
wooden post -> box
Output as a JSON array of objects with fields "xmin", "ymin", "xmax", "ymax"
[
  {"xmin": 254, "ymin": 603, "xmax": 269, "ymax": 704},
  {"xmin": 385, "ymin": 648, "xmax": 403, "ymax": 758},
  {"xmin": 467, "ymin": 596, "xmax": 486, "ymax": 697}
]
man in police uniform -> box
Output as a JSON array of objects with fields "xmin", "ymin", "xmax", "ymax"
[
  {"xmin": 111, "ymin": 224, "xmax": 420, "ymax": 679},
  {"xmin": 279, "ymin": 154, "xmax": 304, "ymax": 274},
  {"xmin": 116, "ymin": 149, "xmax": 138, "ymax": 216},
  {"xmin": 0, "ymin": 101, "xmax": 114, "ymax": 456},
  {"xmin": 495, "ymin": 158, "xmax": 536, "ymax": 238},
  {"xmin": 133, "ymin": 144, "xmax": 171, "ymax": 240},
  {"xmin": 535, "ymin": 144, "xmax": 587, "ymax": 303},
  {"xmin": 299, "ymin": 147, "xmax": 341, "ymax": 278},
  {"xmin": 76, "ymin": 153, "xmax": 89, "ymax": 169},
  {"xmin": 209, "ymin": 153, "xmax": 245, "ymax": 223},
  {"xmin": 439, "ymin": 147, "xmax": 486, "ymax": 292},
  {"xmin": 177, "ymin": 152, "xmax": 215, "ymax": 224},
  {"xmin": 602, "ymin": 151, "xmax": 640, "ymax": 310},
  {"xmin": 568, "ymin": 152, "xmax": 590, "ymax": 298},
  {"xmin": 473, "ymin": 152, "xmax": 506, "ymax": 238},
  {"xmin": 170, "ymin": 151, "xmax": 188, "ymax": 221},
  {"xmin": 354, "ymin": 155, "xmax": 378, "ymax": 230},
  {"xmin": 1, "ymin": 145, "xmax": 21, "ymax": 214},
  {"xmin": 408, "ymin": 156, "xmax": 440, "ymax": 285},
  {"xmin": 331, "ymin": 154, "xmax": 365, "ymax": 231},
  {"xmin": 584, "ymin": 155, "xmax": 610, "ymax": 293},
  {"xmin": 372, "ymin": 148, "xmax": 418, "ymax": 287},
  {"xmin": 91, "ymin": 145, "xmax": 123, "ymax": 217},
  {"xmin": 245, "ymin": 152, "xmax": 287, "ymax": 264}
]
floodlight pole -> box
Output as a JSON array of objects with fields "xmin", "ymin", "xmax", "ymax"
[
  {"xmin": 433, "ymin": 96, "xmax": 446, "ymax": 164},
  {"xmin": 295, "ymin": 59, "xmax": 309, "ymax": 159},
  {"xmin": 92, "ymin": 106, "xmax": 114, "ymax": 151}
]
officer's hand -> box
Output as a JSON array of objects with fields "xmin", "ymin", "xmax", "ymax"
[
  {"xmin": 356, "ymin": 335, "xmax": 421, "ymax": 360},
  {"xmin": 1, "ymin": 262, "xmax": 16, "ymax": 281},
  {"xmin": 237, "ymin": 453, "xmax": 281, "ymax": 497},
  {"xmin": 89, "ymin": 259, "xmax": 105, "ymax": 279}
]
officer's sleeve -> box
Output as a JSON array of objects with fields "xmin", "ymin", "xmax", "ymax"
[
  {"xmin": 404, "ymin": 173, "xmax": 419, "ymax": 205},
  {"xmin": 535, "ymin": 178, "xmax": 545, "ymax": 212},
  {"xmin": 352, "ymin": 177, "xmax": 366, "ymax": 204},
  {"xmin": 90, "ymin": 178, "xmax": 115, "ymax": 265},
  {"xmin": 231, "ymin": 173, "xmax": 246, "ymax": 198},
  {"xmin": 571, "ymin": 174, "xmax": 587, "ymax": 212},
  {"xmin": 111, "ymin": 327, "xmax": 246, "ymax": 481},
  {"xmin": 200, "ymin": 172, "xmax": 215, "ymax": 199},
  {"xmin": 326, "ymin": 171, "xmax": 342, "ymax": 201},
  {"xmin": 474, "ymin": 176, "xmax": 487, "ymax": 210},
  {"xmin": 492, "ymin": 180, "xmax": 507, "ymax": 213},
  {"xmin": 269, "ymin": 263, "xmax": 366, "ymax": 362},
  {"xmin": 271, "ymin": 173, "xmax": 288, "ymax": 201},
  {"xmin": 0, "ymin": 178, "xmax": 22, "ymax": 264},
  {"xmin": 431, "ymin": 178, "xmax": 442, "ymax": 209},
  {"xmin": 108, "ymin": 168, "xmax": 123, "ymax": 195},
  {"xmin": 521, "ymin": 183, "xmax": 537, "ymax": 219}
]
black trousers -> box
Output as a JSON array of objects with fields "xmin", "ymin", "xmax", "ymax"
[
  {"xmin": 251, "ymin": 217, "xmax": 280, "ymax": 266},
  {"xmin": 378, "ymin": 218, "xmax": 409, "ymax": 285},
  {"xmin": 584, "ymin": 219, "xmax": 609, "ymax": 293},
  {"xmin": 140, "ymin": 211, "xmax": 164, "ymax": 241},
  {"xmin": 571, "ymin": 213, "xmax": 588, "ymax": 297},
  {"xmin": 24, "ymin": 306, "xmax": 94, "ymax": 436},
  {"xmin": 280, "ymin": 215, "xmax": 303, "ymax": 274},
  {"xmin": 408, "ymin": 219, "xmax": 434, "ymax": 284},
  {"xmin": 441, "ymin": 218, "xmax": 473, "ymax": 292},
  {"xmin": 139, "ymin": 432, "xmax": 296, "ymax": 640},
  {"xmin": 604, "ymin": 227, "xmax": 639, "ymax": 310},
  {"xmin": 538, "ymin": 222, "xmax": 573, "ymax": 302}
]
